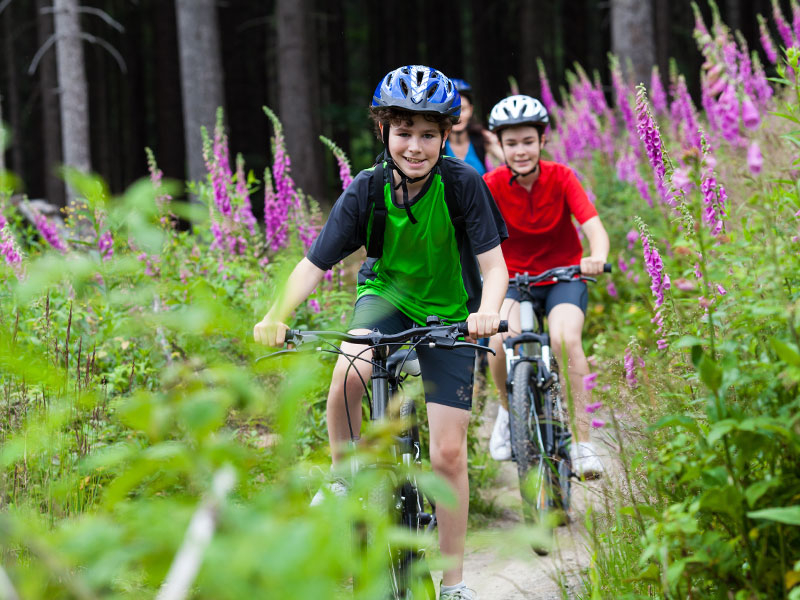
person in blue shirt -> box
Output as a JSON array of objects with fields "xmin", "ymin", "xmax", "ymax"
[{"xmin": 445, "ymin": 79, "xmax": 503, "ymax": 175}]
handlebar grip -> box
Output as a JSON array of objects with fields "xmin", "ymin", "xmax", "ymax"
[
  {"xmin": 603, "ymin": 263, "xmax": 613, "ymax": 273},
  {"xmin": 284, "ymin": 329, "xmax": 299, "ymax": 343},
  {"xmin": 456, "ymin": 320, "xmax": 508, "ymax": 336}
]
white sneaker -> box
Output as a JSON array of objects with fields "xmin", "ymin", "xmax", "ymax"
[
  {"xmin": 439, "ymin": 584, "xmax": 477, "ymax": 599},
  {"xmin": 489, "ymin": 405, "xmax": 512, "ymax": 461},
  {"xmin": 309, "ymin": 477, "xmax": 348, "ymax": 506},
  {"xmin": 570, "ymin": 441, "xmax": 604, "ymax": 479}
]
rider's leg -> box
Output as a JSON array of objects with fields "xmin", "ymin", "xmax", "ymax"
[
  {"xmin": 326, "ymin": 335, "xmax": 374, "ymax": 465},
  {"xmin": 427, "ymin": 403, "xmax": 471, "ymax": 587},
  {"xmin": 487, "ymin": 297, "xmax": 521, "ymax": 410},
  {"xmin": 547, "ymin": 304, "xmax": 590, "ymax": 443}
]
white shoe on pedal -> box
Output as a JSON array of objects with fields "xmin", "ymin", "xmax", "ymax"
[
  {"xmin": 309, "ymin": 476, "xmax": 348, "ymax": 506},
  {"xmin": 489, "ymin": 405, "xmax": 512, "ymax": 461},
  {"xmin": 439, "ymin": 583, "xmax": 477, "ymax": 599},
  {"xmin": 570, "ymin": 441, "xmax": 604, "ymax": 479}
]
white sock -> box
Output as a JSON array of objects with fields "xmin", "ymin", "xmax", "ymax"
[
  {"xmin": 497, "ymin": 405, "xmax": 508, "ymax": 420},
  {"xmin": 441, "ymin": 581, "xmax": 466, "ymax": 593}
]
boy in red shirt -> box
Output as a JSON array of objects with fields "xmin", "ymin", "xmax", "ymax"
[{"xmin": 482, "ymin": 95, "xmax": 610, "ymax": 477}]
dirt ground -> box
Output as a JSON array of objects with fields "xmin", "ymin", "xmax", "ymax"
[{"xmin": 431, "ymin": 403, "xmax": 614, "ymax": 600}]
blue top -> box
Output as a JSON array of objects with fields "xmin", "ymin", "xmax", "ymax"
[{"xmin": 445, "ymin": 140, "xmax": 486, "ymax": 175}]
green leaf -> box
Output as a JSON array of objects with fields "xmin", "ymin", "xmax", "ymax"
[
  {"xmin": 745, "ymin": 479, "xmax": 783, "ymax": 508},
  {"xmin": 697, "ymin": 355, "xmax": 722, "ymax": 393},
  {"xmin": 771, "ymin": 338, "xmax": 800, "ymax": 367},
  {"xmin": 706, "ymin": 420, "xmax": 736, "ymax": 446},
  {"xmin": 747, "ymin": 506, "xmax": 800, "ymax": 526}
]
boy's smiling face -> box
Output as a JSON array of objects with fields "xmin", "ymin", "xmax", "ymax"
[
  {"xmin": 384, "ymin": 114, "xmax": 449, "ymax": 177},
  {"xmin": 500, "ymin": 125, "xmax": 546, "ymax": 173}
]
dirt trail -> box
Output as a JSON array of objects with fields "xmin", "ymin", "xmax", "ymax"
[{"xmin": 432, "ymin": 406, "xmax": 614, "ymax": 599}]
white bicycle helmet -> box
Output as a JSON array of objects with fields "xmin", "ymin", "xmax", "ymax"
[{"xmin": 488, "ymin": 95, "xmax": 549, "ymax": 132}]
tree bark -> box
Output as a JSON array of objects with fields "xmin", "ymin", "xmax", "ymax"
[
  {"xmin": 154, "ymin": 0, "xmax": 185, "ymax": 183},
  {"xmin": 654, "ymin": 0, "xmax": 670, "ymax": 85},
  {"xmin": 53, "ymin": 0, "xmax": 91, "ymax": 206},
  {"xmin": 2, "ymin": 2, "xmax": 24, "ymax": 178},
  {"xmin": 519, "ymin": 0, "xmax": 538, "ymax": 96},
  {"xmin": 174, "ymin": 0, "xmax": 224, "ymax": 192},
  {"xmin": 35, "ymin": 0, "xmax": 65, "ymax": 206},
  {"xmin": 610, "ymin": 0, "xmax": 655, "ymax": 87},
  {"xmin": 276, "ymin": 0, "xmax": 324, "ymax": 202}
]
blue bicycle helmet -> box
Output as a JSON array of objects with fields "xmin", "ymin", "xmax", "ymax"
[{"xmin": 372, "ymin": 65, "xmax": 461, "ymax": 117}]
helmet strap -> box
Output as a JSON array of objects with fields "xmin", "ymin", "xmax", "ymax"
[{"xmin": 508, "ymin": 161, "xmax": 540, "ymax": 186}]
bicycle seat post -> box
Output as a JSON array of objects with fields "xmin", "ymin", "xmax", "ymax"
[{"xmin": 371, "ymin": 343, "xmax": 390, "ymax": 422}]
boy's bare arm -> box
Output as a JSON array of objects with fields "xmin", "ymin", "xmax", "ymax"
[
  {"xmin": 580, "ymin": 216, "xmax": 610, "ymax": 275},
  {"xmin": 253, "ymin": 257, "xmax": 327, "ymax": 346},
  {"xmin": 469, "ymin": 245, "xmax": 508, "ymax": 339}
]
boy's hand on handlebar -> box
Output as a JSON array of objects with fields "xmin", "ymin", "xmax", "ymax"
[
  {"xmin": 580, "ymin": 256, "xmax": 607, "ymax": 276},
  {"xmin": 253, "ymin": 315, "xmax": 289, "ymax": 346},
  {"xmin": 466, "ymin": 311, "xmax": 501, "ymax": 342}
]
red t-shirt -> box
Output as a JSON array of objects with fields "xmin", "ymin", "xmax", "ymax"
[{"xmin": 483, "ymin": 161, "xmax": 597, "ymax": 278}]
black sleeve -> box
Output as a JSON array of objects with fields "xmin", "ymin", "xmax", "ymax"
[
  {"xmin": 306, "ymin": 169, "xmax": 373, "ymax": 270},
  {"xmin": 443, "ymin": 157, "xmax": 508, "ymax": 254}
]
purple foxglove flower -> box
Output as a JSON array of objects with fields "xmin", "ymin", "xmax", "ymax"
[
  {"xmin": 1, "ymin": 225, "xmax": 23, "ymax": 268},
  {"xmin": 694, "ymin": 263, "xmax": 703, "ymax": 279},
  {"xmin": 538, "ymin": 61, "xmax": 558, "ymax": 113},
  {"xmin": 759, "ymin": 14, "xmax": 779, "ymax": 64},
  {"xmin": 624, "ymin": 346, "xmax": 638, "ymax": 388},
  {"xmin": 671, "ymin": 167, "xmax": 692, "ymax": 194},
  {"xmin": 97, "ymin": 230, "xmax": 113, "ymax": 261},
  {"xmin": 675, "ymin": 278, "xmax": 696, "ymax": 291},
  {"xmin": 618, "ymin": 255, "xmax": 628, "ymax": 273},
  {"xmin": 640, "ymin": 231, "xmax": 669, "ymax": 309},
  {"xmin": 747, "ymin": 141, "xmax": 763, "ymax": 175},
  {"xmin": 585, "ymin": 401, "xmax": 603, "ymax": 413},
  {"xmin": 583, "ymin": 372, "xmax": 598, "ymax": 392},
  {"xmin": 33, "ymin": 210, "xmax": 67, "ymax": 253},
  {"xmin": 657, "ymin": 338, "xmax": 668, "ymax": 350},
  {"xmin": 591, "ymin": 419, "xmax": 606, "ymax": 429},
  {"xmin": 309, "ymin": 299, "xmax": 321, "ymax": 313},
  {"xmin": 741, "ymin": 95, "xmax": 761, "ymax": 129},
  {"xmin": 717, "ymin": 284, "xmax": 727, "ymax": 296},
  {"xmin": 626, "ymin": 229, "xmax": 639, "ymax": 250},
  {"xmin": 612, "ymin": 60, "xmax": 640, "ymax": 153},
  {"xmin": 635, "ymin": 86, "xmax": 674, "ymax": 207},
  {"xmin": 773, "ymin": 0, "xmax": 796, "ymax": 49},
  {"xmin": 235, "ymin": 154, "xmax": 257, "ymax": 236},
  {"xmin": 0, "ymin": 212, "xmax": 6, "ymax": 231},
  {"xmin": 650, "ymin": 66, "xmax": 668, "ymax": 114}
]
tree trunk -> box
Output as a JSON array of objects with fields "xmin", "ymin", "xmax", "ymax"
[
  {"xmin": 726, "ymin": 0, "xmax": 741, "ymax": 33},
  {"xmin": 610, "ymin": 0, "xmax": 655, "ymax": 87},
  {"xmin": 35, "ymin": 0, "xmax": 65, "ymax": 206},
  {"xmin": 519, "ymin": 0, "xmax": 538, "ymax": 96},
  {"xmin": 154, "ymin": 0, "xmax": 185, "ymax": 183},
  {"xmin": 53, "ymin": 0, "xmax": 91, "ymax": 206},
  {"xmin": 654, "ymin": 0, "xmax": 670, "ymax": 86},
  {"xmin": 276, "ymin": 0, "xmax": 324, "ymax": 202},
  {"xmin": 174, "ymin": 0, "xmax": 224, "ymax": 191},
  {"xmin": 2, "ymin": 2, "xmax": 24, "ymax": 178}
]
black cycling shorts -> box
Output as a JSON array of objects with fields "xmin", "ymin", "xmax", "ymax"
[
  {"xmin": 505, "ymin": 280, "xmax": 588, "ymax": 315},
  {"xmin": 349, "ymin": 294, "xmax": 475, "ymax": 411}
]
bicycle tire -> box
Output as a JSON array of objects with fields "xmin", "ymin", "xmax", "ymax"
[
  {"xmin": 547, "ymin": 359, "xmax": 572, "ymax": 517},
  {"xmin": 394, "ymin": 399, "xmax": 435, "ymax": 599},
  {"xmin": 509, "ymin": 361, "xmax": 562, "ymax": 555}
]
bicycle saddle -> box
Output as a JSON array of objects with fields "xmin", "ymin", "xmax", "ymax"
[{"xmin": 387, "ymin": 349, "xmax": 421, "ymax": 378}]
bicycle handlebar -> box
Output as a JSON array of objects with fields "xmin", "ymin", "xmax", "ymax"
[
  {"xmin": 284, "ymin": 319, "xmax": 509, "ymax": 353},
  {"xmin": 509, "ymin": 263, "xmax": 612, "ymax": 287}
]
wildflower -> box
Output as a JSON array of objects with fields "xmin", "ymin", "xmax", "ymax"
[
  {"xmin": 624, "ymin": 345, "xmax": 638, "ymax": 388},
  {"xmin": 635, "ymin": 85, "xmax": 672, "ymax": 206},
  {"xmin": 97, "ymin": 230, "xmax": 113, "ymax": 261},
  {"xmin": 671, "ymin": 167, "xmax": 692, "ymax": 195},
  {"xmin": 773, "ymin": 0, "xmax": 796, "ymax": 49},
  {"xmin": 583, "ymin": 372, "xmax": 598, "ymax": 391},
  {"xmin": 537, "ymin": 59, "xmax": 558, "ymax": 114},
  {"xmin": 235, "ymin": 154, "xmax": 258, "ymax": 235},
  {"xmin": 618, "ymin": 255, "xmax": 628, "ymax": 273},
  {"xmin": 700, "ymin": 136, "xmax": 728, "ymax": 236},
  {"xmin": 759, "ymin": 14, "xmax": 778, "ymax": 64},
  {"xmin": 33, "ymin": 210, "xmax": 68, "ymax": 253},
  {"xmin": 640, "ymin": 233, "xmax": 669, "ymax": 309},
  {"xmin": 585, "ymin": 401, "xmax": 603, "ymax": 413},
  {"xmin": 612, "ymin": 59, "xmax": 640, "ymax": 152},
  {"xmin": 650, "ymin": 66, "xmax": 668, "ymax": 114},
  {"xmin": 309, "ymin": 299, "xmax": 321, "ymax": 313},
  {"xmin": 146, "ymin": 147, "xmax": 173, "ymax": 217},
  {"xmin": 1, "ymin": 224, "xmax": 23, "ymax": 268},
  {"xmin": 0, "ymin": 212, "xmax": 6, "ymax": 230},
  {"xmin": 717, "ymin": 284, "xmax": 727, "ymax": 295},
  {"xmin": 741, "ymin": 94, "xmax": 761, "ymax": 129},
  {"xmin": 591, "ymin": 419, "xmax": 606, "ymax": 429},
  {"xmin": 699, "ymin": 296, "xmax": 712, "ymax": 308},
  {"xmin": 626, "ymin": 230, "xmax": 639, "ymax": 250},
  {"xmin": 657, "ymin": 338, "xmax": 668, "ymax": 350},
  {"xmin": 716, "ymin": 84, "xmax": 741, "ymax": 145},
  {"xmin": 320, "ymin": 136, "xmax": 354, "ymax": 190},
  {"xmin": 675, "ymin": 278, "xmax": 696, "ymax": 291},
  {"xmin": 747, "ymin": 141, "xmax": 763, "ymax": 175}
]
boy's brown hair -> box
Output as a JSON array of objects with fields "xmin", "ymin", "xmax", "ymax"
[{"xmin": 369, "ymin": 106, "xmax": 458, "ymax": 140}]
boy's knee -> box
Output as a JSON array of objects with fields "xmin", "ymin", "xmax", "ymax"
[{"xmin": 431, "ymin": 438, "xmax": 466, "ymax": 475}]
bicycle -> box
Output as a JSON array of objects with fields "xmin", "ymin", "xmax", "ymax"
[
  {"xmin": 503, "ymin": 264, "xmax": 610, "ymax": 555},
  {"xmin": 260, "ymin": 316, "xmax": 506, "ymax": 599}
]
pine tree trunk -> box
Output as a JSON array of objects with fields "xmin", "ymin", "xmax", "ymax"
[
  {"xmin": 276, "ymin": 0, "xmax": 324, "ymax": 202},
  {"xmin": 53, "ymin": 0, "xmax": 91, "ymax": 207},
  {"xmin": 36, "ymin": 0, "xmax": 65, "ymax": 206},
  {"xmin": 174, "ymin": 0, "xmax": 224, "ymax": 192},
  {"xmin": 611, "ymin": 0, "xmax": 655, "ymax": 87}
]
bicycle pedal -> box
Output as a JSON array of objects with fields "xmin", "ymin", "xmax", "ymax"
[{"xmin": 418, "ymin": 512, "xmax": 434, "ymax": 525}]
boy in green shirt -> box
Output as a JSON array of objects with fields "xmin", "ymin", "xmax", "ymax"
[{"xmin": 254, "ymin": 65, "xmax": 508, "ymax": 599}]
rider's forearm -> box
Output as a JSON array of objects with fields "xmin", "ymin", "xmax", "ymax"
[
  {"xmin": 582, "ymin": 216, "xmax": 610, "ymax": 261},
  {"xmin": 476, "ymin": 247, "xmax": 508, "ymax": 314},
  {"xmin": 265, "ymin": 257, "xmax": 327, "ymax": 323}
]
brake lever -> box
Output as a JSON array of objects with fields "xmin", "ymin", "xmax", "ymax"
[
  {"xmin": 453, "ymin": 341, "xmax": 496, "ymax": 355},
  {"xmin": 255, "ymin": 348, "xmax": 299, "ymax": 363}
]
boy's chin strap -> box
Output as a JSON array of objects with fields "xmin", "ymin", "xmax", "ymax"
[
  {"xmin": 381, "ymin": 126, "xmax": 443, "ymax": 224},
  {"xmin": 508, "ymin": 161, "xmax": 539, "ymax": 186}
]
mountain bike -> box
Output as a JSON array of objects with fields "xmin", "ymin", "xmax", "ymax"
[
  {"xmin": 503, "ymin": 264, "xmax": 610, "ymax": 555},
  {"xmin": 262, "ymin": 316, "xmax": 505, "ymax": 599}
]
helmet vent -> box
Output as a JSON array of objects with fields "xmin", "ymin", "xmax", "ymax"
[{"xmin": 400, "ymin": 80, "xmax": 409, "ymax": 97}]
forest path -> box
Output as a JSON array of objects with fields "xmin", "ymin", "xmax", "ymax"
[{"xmin": 432, "ymin": 404, "xmax": 613, "ymax": 599}]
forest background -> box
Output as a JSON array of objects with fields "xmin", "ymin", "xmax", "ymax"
[{"xmin": 0, "ymin": 0, "xmax": 785, "ymax": 210}]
